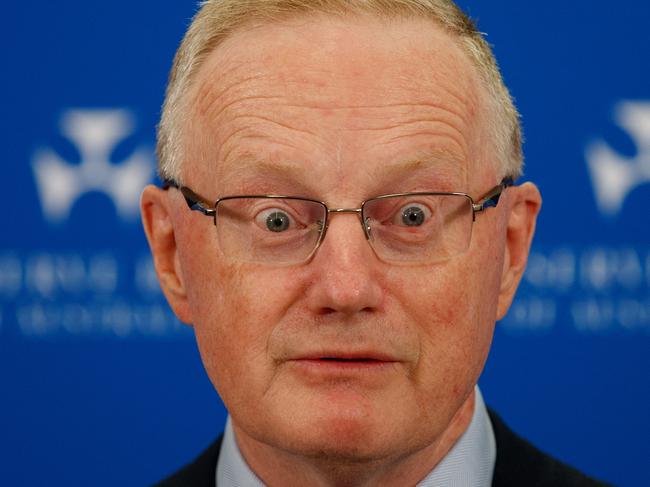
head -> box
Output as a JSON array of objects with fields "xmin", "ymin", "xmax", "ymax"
[{"xmin": 142, "ymin": 0, "xmax": 541, "ymax": 478}]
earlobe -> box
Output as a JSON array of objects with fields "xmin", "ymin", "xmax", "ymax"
[
  {"xmin": 496, "ymin": 182, "xmax": 542, "ymax": 319},
  {"xmin": 140, "ymin": 185, "xmax": 193, "ymax": 324}
]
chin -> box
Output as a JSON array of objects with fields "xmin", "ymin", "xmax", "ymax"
[{"xmin": 272, "ymin": 406, "xmax": 411, "ymax": 463}]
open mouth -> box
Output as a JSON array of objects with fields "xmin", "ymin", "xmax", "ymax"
[{"xmin": 319, "ymin": 357, "xmax": 378, "ymax": 361}]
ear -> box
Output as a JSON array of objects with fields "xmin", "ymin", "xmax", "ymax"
[
  {"xmin": 140, "ymin": 185, "xmax": 193, "ymax": 324},
  {"xmin": 496, "ymin": 182, "xmax": 542, "ymax": 320}
]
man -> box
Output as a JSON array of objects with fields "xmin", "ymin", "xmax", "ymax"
[{"xmin": 141, "ymin": 1, "xmax": 608, "ymax": 485}]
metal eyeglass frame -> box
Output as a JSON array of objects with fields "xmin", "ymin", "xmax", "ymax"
[{"xmin": 162, "ymin": 177, "xmax": 514, "ymax": 263}]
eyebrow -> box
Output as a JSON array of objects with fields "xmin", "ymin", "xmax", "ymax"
[
  {"xmin": 230, "ymin": 157, "xmax": 308, "ymax": 178},
  {"xmin": 218, "ymin": 147, "xmax": 467, "ymax": 195},
  {"xmin": 377, "ymin": 149, "xmax": 466, "ymax": 187},
  {"xmin": 217, "ymin": 156, "xmax": 313, "ymax": 195},
  {"xmin": 385, "ymin": 150, "xmax": 465, "ymax": 174}
]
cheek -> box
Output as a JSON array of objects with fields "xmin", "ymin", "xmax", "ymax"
[
  {"xmin": 386, "ymin": 253, "xmax": 500, "ymax": 402},
  {"xmin": 181, "ymin": 246, "xmax": 306, "ymax": 408},
  {"xmin": 388, "ymin": 263, "xmax": 471, "ymax": 339},
  {"xmin": 186, "ymin": 261, "xmax": 254, "ymax": 398}
]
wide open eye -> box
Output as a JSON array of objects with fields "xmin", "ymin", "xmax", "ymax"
[
  {"xmin": 394, "ymin": 203, "xmax": 432, "ymax": 227},
  {"xmin": 256, "ymin": 208, "xmax": 293, "ymax": 232}
]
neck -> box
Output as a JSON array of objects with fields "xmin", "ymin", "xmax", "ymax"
[{"xmin": 232, "ymin": 390, "xmax": 476, "ymax": 487}]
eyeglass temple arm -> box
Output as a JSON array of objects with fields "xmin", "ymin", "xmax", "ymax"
[
  {"xmin": 162, "ymin": 179, "xmax": 216, "ymax": 217},
  {"xmin": 472, "ymin": 177, "xmax": 514, "ymax": 213}
]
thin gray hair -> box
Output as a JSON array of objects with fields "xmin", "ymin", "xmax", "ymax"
[{"xmin": 157, "ymin": 0, "xmax": 523, "ymax": 183}]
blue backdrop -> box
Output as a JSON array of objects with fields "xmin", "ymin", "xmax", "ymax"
[{"xmin": 1, "ymin": 1, "xmax": 648, "ymax": 485}]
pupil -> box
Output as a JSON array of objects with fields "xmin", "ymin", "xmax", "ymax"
[
  {"xmin": 266, "ymin": 211, "xmax": 290, "ymax": 232},
  {"xmin": 402, "ymin": 206, "xmax": 425, "ymax": 226}
]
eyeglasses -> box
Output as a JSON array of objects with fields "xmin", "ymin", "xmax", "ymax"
[{"xmin": 163, "ymin": 178, "xmax": 513, "ymax": 266}]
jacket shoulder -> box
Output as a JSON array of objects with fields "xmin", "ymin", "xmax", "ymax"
[
  {"xmin": 152, "ymin": 435, "xmax": 224, "ymax": 487},
  {"xmin": 488, "ymin": 409, "xmax": 611, "ymax": 487}
]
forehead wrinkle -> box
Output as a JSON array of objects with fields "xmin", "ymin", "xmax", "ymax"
[
  {"xmin": 196, "ymin": 87, "xmax": 285, "ymax": 131},
  {"xmin": 382, "ymin": 128, "xmax": 468, "ymax": 163},
  {"xmin": 192, "ymin": 58, "xmax": 268, "ymax": 116},
  {"xmin": 219, "ymin": 99, "xmax": 471, "ymax": 156},
  {"xmin": 226, "ymin": 113, "xmax": 319, "ymax": 139},
  {"xmin": 345, "ymin": 118, "xmax": 470, "ymax": 164},
  {"xmin": 214, "ymin": 111, "xmax": 326, "ymax": 174},
  {"xmin": 235, "ymin": 75, "xmax": 474, "ymax": 119}
]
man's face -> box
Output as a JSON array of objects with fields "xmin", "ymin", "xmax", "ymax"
[{"xmin": 156, "ymin": 15, "xmax": 531, "ymax": 463}]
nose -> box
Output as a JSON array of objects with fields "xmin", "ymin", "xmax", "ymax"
[{"xmin": 305, "ymin": 211, "xmax": 383, "ymax": 316}]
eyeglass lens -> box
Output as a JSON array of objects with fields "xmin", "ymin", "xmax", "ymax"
[{"xmin": 213, "ymin": 194, "xmax": 474, "ymax": 265}]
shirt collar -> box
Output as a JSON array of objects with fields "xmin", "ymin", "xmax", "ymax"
[
  {"xmin": 417, "ymin": 386, "xmax": 496, "ymax": 486},
  {"xmin": 216, "ymin": 386, "xmax": 495, "ymax": 487}
]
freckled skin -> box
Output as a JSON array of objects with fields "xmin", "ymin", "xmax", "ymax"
[{"xmin": 141, "ymin": 13, "xmax": 541, "ymax": 487}]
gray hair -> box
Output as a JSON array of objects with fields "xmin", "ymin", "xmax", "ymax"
[{"xmin": 157, "ymin": 0, "xmax": 523, "ymax": 182}]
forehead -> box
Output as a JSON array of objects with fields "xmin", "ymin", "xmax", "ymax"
[{"xmin": 185, "ymin": 14, "xmax": 489, "ymax": 195}]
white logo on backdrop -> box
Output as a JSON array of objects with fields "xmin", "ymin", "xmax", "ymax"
[
  {"xmin": 32, "ymin": 109, "xmax": 155, "ymax": 223},
  {"xmin": 586, "ymin": 101, "xmax": 650, "ymax": 217}
]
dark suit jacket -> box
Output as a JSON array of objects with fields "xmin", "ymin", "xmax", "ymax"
[{"xmin": 153, "ymin": 410, "xmax": 611, "ymax": 487}]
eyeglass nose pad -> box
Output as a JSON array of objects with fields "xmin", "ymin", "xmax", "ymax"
[{"xmin": 362, "ymin": 216, "xmax": 372, "ymax": 240}]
